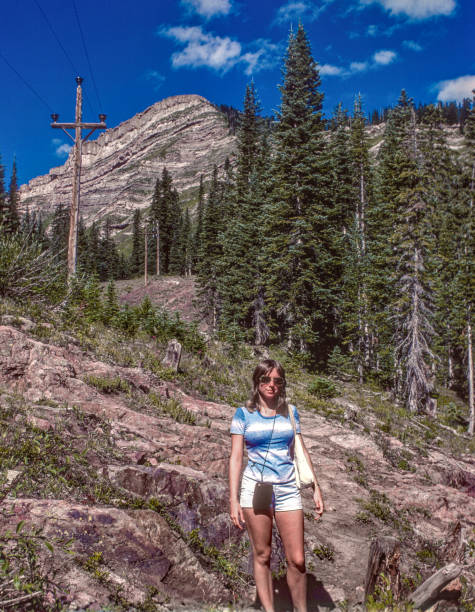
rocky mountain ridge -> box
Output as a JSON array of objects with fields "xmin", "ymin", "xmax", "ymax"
[{"xmin": 19, "ymin": 94, "xmax": 236, "ymax": 229}]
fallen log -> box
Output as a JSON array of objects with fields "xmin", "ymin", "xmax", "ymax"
[{"xmin": 409, "ymin": 563, "xmax": 462, "ymax": 609}]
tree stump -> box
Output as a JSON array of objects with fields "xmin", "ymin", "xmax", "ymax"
[
  {"xmin": 364, "ymin": 537, "xmax": 401, "ymax": 605},
  {"xmin": 162, "ymin": 339, "xmax": 182, "ymax": 371},
  {"xmin": 409, "ymin": 563, "xmax": 462, "ymax": 610}
]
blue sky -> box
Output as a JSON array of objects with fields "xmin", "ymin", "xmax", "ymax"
[{"xmin": 0, "ymin": 0, "xmax": 473, "ymax": 185}]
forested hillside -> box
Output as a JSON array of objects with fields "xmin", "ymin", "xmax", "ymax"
[{"xmin": 1, "ymin": 23, "xmax": 473, "ymax": 433}]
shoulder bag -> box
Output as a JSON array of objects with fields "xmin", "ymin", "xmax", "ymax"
[{"xmin": 288, "ymin": 405, "xmax": 315, "ymax": 489}]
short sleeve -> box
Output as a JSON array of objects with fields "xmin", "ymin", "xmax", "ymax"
[
  {"xmin": 230, "ymin": 406, "xmax": 246, "ymax": 435},
  {"xmin": 291, "ymin": 405, "xmax": 301, "ymax": 434}
]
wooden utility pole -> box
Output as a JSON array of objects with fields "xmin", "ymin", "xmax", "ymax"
[
  {"xmin": 156, "ymin": 220, "xmax": 160, "ymax": 277},
  {"xmin": 144, "ymin": 224, "xmax": 148, "ymax": 286},
  {"xmin": 51, "ymin": 77, "xmax": 106, "ymax": 280}
]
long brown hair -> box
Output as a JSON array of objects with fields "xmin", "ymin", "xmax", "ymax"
[{"xmin": 246, "ymin": 359, "xmax": 288, "ymax": 415}]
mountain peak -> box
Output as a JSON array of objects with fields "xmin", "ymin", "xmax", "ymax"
[{"xmin": 20, "ymin": 94, "xmax": 236, "ymax": 228}]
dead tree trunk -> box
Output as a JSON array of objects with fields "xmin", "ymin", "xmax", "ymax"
[
  {"xmin": 409, "ymin": 563, "xmax": 462, "ymax": 609},
  {"xmin": 364, "ymin": 537, "xmax": 401, "ymax": 606}
]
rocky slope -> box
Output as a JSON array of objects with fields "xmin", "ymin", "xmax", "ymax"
[
  {"xmin": 19, "ymin": 95, "xmax": 236, "ymax": 228},
  {"xmin": 0, "ymin": 318, "xmax": 474, "ymax": 610}
]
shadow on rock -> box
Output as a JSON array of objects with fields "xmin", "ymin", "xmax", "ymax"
[{"xmin": 252, "ymin": 574, "xmax": 335, "ymax": 611}]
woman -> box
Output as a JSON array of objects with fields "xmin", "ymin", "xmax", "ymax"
[{"xmin": 229, "ymin": 359, "xmax": 324, "ymax": 612}]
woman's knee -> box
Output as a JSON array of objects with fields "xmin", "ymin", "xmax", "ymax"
[
  {"xmin": 254, "ymin": 546, "xmax": 272, "ymax": 566},
  {"xmin": 287, "ymin": 554, "xmax": 306, "ymax": 573}
]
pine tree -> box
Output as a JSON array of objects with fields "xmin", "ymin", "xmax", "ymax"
[
  {"xmin": 149, "ymin": 167, "xmax": 181, "ymax": 274},
  {"xmin": 130, "ymin": 209, "xmax": 143, "ymax": 276},
  {"xmin": 335, "ymin": 96, "xmax": 373, "ymax": 382},
  {"xmin": 261, "ymin": 24, "xmax": 334, "ymax": 361},
  {"xmin": 182, "ymin": 208, "xmax": 193, "ymax": 276},
  {"xmin": 193, "ymin": 174, "xmax": 205, "ymax": 273},
  {"xmin": 50, "ymin": 203, "xmax": 69, "ymax": 259},
  {"xmin": 169, "ymin": 210, "xmax": 185, "ymax": 275},
  {"xmin": 103, "ymin": 280, "xmax": 120, "ymax": 325},
  {"xmin": 459, "ymin": 93, "xmax": 475, "ymax": 433},
  {"xmin": 196, "ymin": 165, "xmax": 223, "ymax": 330},
  {"xmin": 371, "ymin": 92, "xmax": 436, "ymax": 412},
  {"xmin": 218, "ymin": 83, "xmax": 269, "ymax": 343}
]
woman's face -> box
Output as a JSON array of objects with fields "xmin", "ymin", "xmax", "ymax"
[{"xmin": 258, "ymin": 367, "xmax": 284, "ymax": 405}]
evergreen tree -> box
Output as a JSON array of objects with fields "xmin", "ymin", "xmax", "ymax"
[
  {"xmin": 261, "ymin": 24, "xmax": 334, "ymax": 361},
  {"xmin": 459, "ymin": 93, "xmax": 475, "ymax": 433},
  {"xmin": 336, "ymin": 95, "xmax": 373, "ymax": 382},
  {"xmin": 50, "ymin": 203, "xmax": 69, "ymax": 259},
  {"xmin": 130, "ymin": 209, "xmax": 143, "ymax": 276},
  {"xmin": 103, "ymin": 280, "xmax": 120, "ymax": 324},
  {"xmin": 218, "ymin": 83, "xmax": 269, "ymax": 343},
  {"xmin": 193, "ymin": 174, "xmax": 205, "ymax": 273},
  {"xmin": 196, "ymin": 165, "xmax": 223, "ymax": 330},
  {"xmin": 169, "ymin": 210, "xmax": 185, "ymax": 275},
  {"xmin": 149, "ymin": 167, "xmax": 181, "ymax": 274},
  {"xmin": 370, "ymin": 92, "xmax": 436, "ymax": 412}
]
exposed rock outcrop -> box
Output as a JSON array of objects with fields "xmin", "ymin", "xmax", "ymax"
[
  {"xmin": 19, "ymin": 95, "xmax": 236, "ymax": 229},
  {"xmin": 0, "ymin": 323, "xmax": 474, "ymax": 609}
]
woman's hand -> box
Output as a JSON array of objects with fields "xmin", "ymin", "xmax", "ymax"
[
  {"xmin": 313, "ymin": 485, "xmax": 324, "ymax": 521},
  {"xmin": 230, "ymin": 498, "xmax": 245, "ymax": 529}
]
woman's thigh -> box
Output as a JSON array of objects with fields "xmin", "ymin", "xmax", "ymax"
[
  {"xmin": 243, "ymin": 508, "xmax": 274, "ymax": 557},
  {"xmin": 274, "ymin": 509, "xmax": 305, "ymax": 566}
]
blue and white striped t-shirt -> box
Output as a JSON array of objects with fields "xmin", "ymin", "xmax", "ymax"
[{"xmin": 230, "ymin": 405, "xmax": 301, "ymax": 484}]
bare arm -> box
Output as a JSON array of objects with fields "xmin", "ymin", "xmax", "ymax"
[
  {"xmin": 229, "ymin": 434, "xmax": 245, "ymax": 529},
  {"xmin": 297, "ymin": 433, "xmax": 324, "ymax": 519}
]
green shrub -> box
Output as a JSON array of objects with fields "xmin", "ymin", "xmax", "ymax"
[
  {"xmin": 0, "ymin": 229, "xmax": 65, "ymax": 303},
  {"xmin": 307, "ymin": 376, "xmax": 338, "ymax": 399}
]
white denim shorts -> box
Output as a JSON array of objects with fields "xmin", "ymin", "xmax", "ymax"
[{"xmin": 240, "ymin": 473, "xmax": 302, "ymax": 512}]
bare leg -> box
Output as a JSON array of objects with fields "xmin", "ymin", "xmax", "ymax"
[
  {"xmin": 275, "ymin": 509, "xmax": 307, "ymax": 612},
  {"xmin": 243, "ymin": 508, "xmax": 275, "ymax": 612}
]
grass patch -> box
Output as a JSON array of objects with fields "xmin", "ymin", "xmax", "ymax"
[
  {"xmin": 83, "ymin": 374, "xmax": 131, "ymax": 394},
  {"xmin": 149, "ymin": 392, "xmax": 196, "ymax": 425},
  {"xmin": 356, "ymin": 489, "xmax": 412, "ymax": 535},
  {"xmin": 313, "ymin": 543, "xmax": 335, "ymax": 562},
  {"xmin": 345, "ymin": 452, "xmax": 368, "ymax": 488}
]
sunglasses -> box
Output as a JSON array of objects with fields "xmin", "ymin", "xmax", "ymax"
[{"xmin": 259, "ymin": 375, "xmax": 285, "ymax": 386}]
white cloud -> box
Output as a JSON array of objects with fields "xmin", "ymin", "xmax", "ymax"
[
  {"xmin": 435, "ymin": 75, "xmax": 475, "ymax": 102},
  {"xmin": 402, "ymin": 40, "xmax": 423, "ymax": 51},
  {"xmin": 145, "ymin": 70, "xmax": 165, "ymax": 90},
  {"xmin": 373, "ymin": 49, "xmax": 397, "ymax": 64},
  {"xmin": 361, "ymin": 0, "xmax": 456, "ymax": 19},
  {"xmin": 320, "ymin": 64, "xmax": 345, "ymax": 76},
  {"xmin": 275, "ymin": 1, "xmax": 311, "ymax": 23},
  {"xmin": 181, "ymin": 0, "xmax": 231, "ymax": 19},
  {"xmin": 350, "ymin": 61, "xmax": 368, "ymax": 72},
  {"xmin": 274, "ymin": 0, "xmax": 334, "ymax": 24},
  {"xmin": 367, "ymin": 24, "xmax": 378, "ymax": 35},
  {"xmin": 163, "ymin": 26, "xmax": 241, "ymax": 72},
  {"xmin": 319, "ymin": 52, "xmax": 394, "ymax": 79},
  {"xmin": 53, "ymin": 140, "xmax": 72, "ymax": 158},
  {"xmin": 160, "ymin": 26, "xmax": 278, "ymax": 75}
]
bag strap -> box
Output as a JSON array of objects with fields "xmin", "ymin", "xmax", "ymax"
[
  {"xmin": 256, "ymin": 411, "xmax": 276, "ymax": 482},
  {"xmin": 288, "ymin": 404, "xmax": 297, "ymax": 436}
]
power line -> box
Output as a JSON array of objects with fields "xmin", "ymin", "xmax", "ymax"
[
  {"xmin": 31, "ymin": 0, "xmax": 95, "ymax": 118},
  {"xmin": 72, "ymin": 0, "xmax": 103, "ymax": 113},
  {"xmin": 32, "ymin": 0, "xmax": 78, "ymax": 75},
  {"xmin": 0, "ymin": 50, "xmax": 53, "ymax": 112}
]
